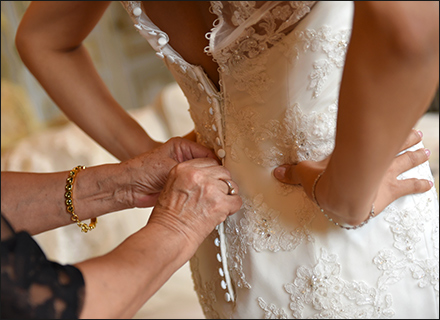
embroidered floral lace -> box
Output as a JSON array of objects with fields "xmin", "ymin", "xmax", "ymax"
[{"xmin": 120, "ymin": 1, "xmax": 439, "ymax": 318}]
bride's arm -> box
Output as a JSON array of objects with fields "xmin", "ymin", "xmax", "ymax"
[
  {"xmin": 15, "ymin": 1, "xmax": 160, "ymax": 161},
  {"xmin": 276, "ymin": 1, "xmax": 439, "ymax": 225}
]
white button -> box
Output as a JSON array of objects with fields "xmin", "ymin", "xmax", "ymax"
[
  {"xmin": 221, "ymin": 280, "xmax": 227, "ymax": 290},
  {"xmin": 216, "ymin": 137, "xmax": 222, "ymax": 146},
  {"xmin": 214, "ymin": 238, "xmax": 220, "ymax": 247},
  {"xmin": 155, "ymin": 52, "xmax": 165, "ymax": 59},
  {"xmin": 198, "ymin": 83, "xmax": 204, "ymax": 91},
  {"xmin": 207, "ymin": 96, "xmax": 212, "ymax": 104},
  {"xmin": 219, "ymin": 268, "xmax": 224, "ymax": 277},
  {"xmin": 180, "ymin": 65, "xmax": 187, "ymax": 73},
  {"xmin": 212, "ymin": 124, "xmax": 217, "ymax": 132},
  {"xmin": 217, "ymin": 149, "xmax": 226, "ymax": 158},
  {"xmin": 158, "ymin": 37, "xmax": 167, "ymax": 46},
  {"xmin": 133, "ymin": 7, "xmax": 142, "ymax": 16},
  {"xmin": 209, "ymin": 107, "xmax": 214, "ymax": 115},
  {"xmin": 224, "ymin": 292, "xmax": 231, "ymax": 302},
  {"xmin": 188, "ymin": 69, "xmax": 197, "ymax": 80},
  {"xmin": 167, "ymin": 55, "xmax": 175, "ymax": 64},
  {"xmin": 148, "ymin": 30, "xmax": 157, "ymax": 36},
  {"xmin": 216, "ymin": 253, "xmax": 222, "ymax": 262},
  {"xmin": 134, "ymin": 24, "xmax": 142, "ymax": 30}
]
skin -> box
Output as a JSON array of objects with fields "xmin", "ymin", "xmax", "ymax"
[
  {"xmin": 1, "ymin": 138, "xmax": 242, "ymax": 318},
  {"xmin": 274, "ymin": 1, "xmax": 439, "ymax": 224},
  {"xmin": 15, "ymin": 2, "xmax": 438, "ymax": 224},
  {"xmin": 9, "ymin": 3, "xmax": 438, "ymax": 315}
]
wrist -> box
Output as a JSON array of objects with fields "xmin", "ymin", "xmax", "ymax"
[
  {"xmin": 148, "ymin": 206, "xmax": 202, "ymax": 258},
  {"xmin": 314, "ymin": 169, "xmax": 375, "ymax": 226},
  {"xmin": 144, "ymin": 219, "xmax": 196, "ymax": 263},
  {"xmin": 73, "ymin": 163, "xmax": 133, "ymax": 219}
]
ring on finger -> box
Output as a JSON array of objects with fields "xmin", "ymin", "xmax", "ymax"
[{"xmin": 220, "ymin": 178, "xmax": 236, "ymax": 195}]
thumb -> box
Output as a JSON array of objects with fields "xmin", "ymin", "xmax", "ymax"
[{"xmin": 274, "ymin": 164, "xmax": 301, "ymax": 185}]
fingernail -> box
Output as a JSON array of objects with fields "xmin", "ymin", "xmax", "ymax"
[
  {"xmin": 429, "ymin": 181, "xmax": 434, "ymax": 187},
  {"xmin": 418, "ymin": 130, "xmax": 423, "ymax": 138},
  {"xmin": 274, "ymin": 167, "xmax": 286, "ymax": 179},
  {"xmin": 425, "ymin": 148, "xmax": 431, "ymax": 157}
]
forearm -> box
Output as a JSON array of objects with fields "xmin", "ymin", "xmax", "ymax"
[
  {"xmin": 319, "ymin": 2, "xmax": 439, "ymax": 223},
  {"xmin": 1, "ymin": 164, "xmax": 132, "ymax": 235},
  {"xmin": 15, "ymin": 1, "xmax": 158, "ymax": 161},
  {"xmin": 19, "ymin": 45, "xmax": 156, "ymax": 161},
  {"xmin": 75, "ymin": 221, "xmax": 194, "ymax": 319}
]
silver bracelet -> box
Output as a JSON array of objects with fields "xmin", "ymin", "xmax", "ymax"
[{"xmin": 312, "ymin": 170, "xmax": 375, "ymax": 230}]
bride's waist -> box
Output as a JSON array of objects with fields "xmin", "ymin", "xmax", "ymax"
[{"xmin": 223, "ymin": 155, "xmax": 306, "ymax": 203}]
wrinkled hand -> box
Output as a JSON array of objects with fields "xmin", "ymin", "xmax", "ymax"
[
  {"xmin": 274, "ymin": 129, "xmax": 433, "ymax": 215},
  {"xmin": 121, "ymin": 137, "xmax": 219, "ymax": 208},
  {"xmin": 148, "ymin": 157, "xmax": 243, "ymax": 247}
]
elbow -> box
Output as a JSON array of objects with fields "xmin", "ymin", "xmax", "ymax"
[{"xmin": 15, "ymin": 23, "xmax": 35, "ymax": 66}]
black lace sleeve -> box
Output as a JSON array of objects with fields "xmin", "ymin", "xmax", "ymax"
[{"xmin": 1, "ymin": 214, "xmax": 85, "ymax": 319}]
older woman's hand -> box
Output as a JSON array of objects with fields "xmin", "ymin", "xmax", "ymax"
[
  {"xmin": 148, "ymin": 157, "xmax": 242, "ymax": 248},
  {"xmin": 121, "ymin": 137, "xmax": 220, "ymax": 208}
]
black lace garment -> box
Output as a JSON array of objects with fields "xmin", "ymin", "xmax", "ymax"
[{"xmin": 1, "ymin": 214, "xmax": 85, "ymax": 319}]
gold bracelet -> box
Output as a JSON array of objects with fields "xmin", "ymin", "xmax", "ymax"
[
  {"xmin": 312, "ymin": 169, "xmax": 375, "ymax": 230},
  {"xmin": 65, "ymin": 165, "xmax": 97, "ymax": 233}
]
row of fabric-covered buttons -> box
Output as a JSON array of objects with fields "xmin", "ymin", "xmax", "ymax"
[
  {"xmin": 132, "ymin": 4, "xmax": 231, "ymax": 302},
  {"xmin": 195, "ymin": 58, "xmax": 231, "ymax": 302},
  {"xmin": 213, "ymin": 231, "xmax": 232, "ymax": 302},
  {"xmin": 132, "ymin": 5, "xmax": 226, "ymax": 160},
  {"xmin": 205, "ymin": 95, "xmax": 226, "ymax": 159}
]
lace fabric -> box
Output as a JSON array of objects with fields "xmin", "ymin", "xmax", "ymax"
[
  {"xmin": 119, "ymin": 1, "xmax": 439, "ymax": 318},
  {"xmin": 1, "ymin": 214, "xmax": 85, "ymax": 319}
]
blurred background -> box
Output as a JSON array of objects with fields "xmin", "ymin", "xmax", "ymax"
[{"xmin": 1, "ymin": 2, "xmax": 438, "ymax": 319}]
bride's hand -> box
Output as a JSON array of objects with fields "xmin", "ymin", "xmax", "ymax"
[{"xmin": 274, "ymin": 129, "xmax": 433, "ymax": 214}]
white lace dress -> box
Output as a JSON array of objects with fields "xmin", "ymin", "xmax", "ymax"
[{"xmin": 121, "ymin": 2, "xmax": 439, "ymax": 318}]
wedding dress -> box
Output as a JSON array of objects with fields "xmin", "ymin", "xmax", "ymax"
[{"xmin": 121, "ymin": 2, "xmax": 439, "ymax": 318}]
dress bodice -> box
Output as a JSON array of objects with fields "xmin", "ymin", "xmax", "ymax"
[
  {"xmin": 120, "ymin": 1, "xmax": 344, "ymax": 167},
  {"xmin": 120, "ymin": 2, "xmax": 439, "ymax": 318}
]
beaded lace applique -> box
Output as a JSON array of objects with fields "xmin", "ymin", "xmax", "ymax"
[
  {"xmin": 226, "ymin": 96, "xmax": 338, "ymax": 169},
  {"xmin": 284, "ymin": 248, "xmax": 396, "ymax": 318},
  {"xmin": 257, "ymin": 297, "xmax": 289, "ymax": 319},
  {"xmin": 207, "ymin": 1, "xmax": 316, "ymax": 103},
  {"xmin": 254, "ymin": 197, "xmax": 439, "ymax": 318},
  {"xmin": 190, "ymin": 254, "xmax": 221, "ymax": 319},
  {"xmin": 283, "ymin": 26, "xmax": 351, "ymax": 99},
  {"xmin": 383, "ymin": 198, "xmax": 439, "ymax": 297},
  {"xmin": 225, "ymin": 193, "xmax": 315, "ymax": 290}
]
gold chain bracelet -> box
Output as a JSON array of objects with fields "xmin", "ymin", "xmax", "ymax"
[{"xmin": 65, "ymin": 165, "xmax": 97, "ymax": 233}]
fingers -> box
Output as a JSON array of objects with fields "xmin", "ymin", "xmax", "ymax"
[
  {"xmin": 391, "ymin": 147, "xmax": 430, "ymax": 175},
  {"xmin": 391, "ymin": 178, "xmax": 433, "ymax": 199},
  {"xmin": 178, "ymin": 157, "xmax": 223, "ymax": 169},
  {"xmin": 274, "ymin": 157, "xmax": 330, "ymax": 185},
  {"xmin": 168, "ymin": 137, "xmax": 219, "ymax": 163},
  {"xmin": 218, "ymin": 178, "xmax": 239, "ymax": 195},
  {"xmin": 175, "ymin": 160, "xmax": 242, "ymax": 215},
  {"xmin": 154, "ymin": 159, "xmax": 242, "ymax": 243},
  {"xmin": 399, "ymin": 129, "xmax": 423, "ymax": 152},
  {"xmin": 273, "ymin": 165, "xmax": 301, "ymax": 185}
]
